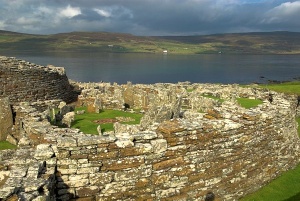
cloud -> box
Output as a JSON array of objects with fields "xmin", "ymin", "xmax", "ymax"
[
  {"xmin": 263, "ymin": 1, "xmax": 300, "ymax": 24},
  {"xmin": 94, "ymin": 8, "xmax": 111, "ymax": 18},
  {"xmin": 59, "ymin": 5, "xmax": 82, "ymax": 19},
  {"xmin": 93, "ymin": 6, "xmax": 133, "ymax": 19},
  {"xmin": 0, "ymin": 0, "xmax": 300, "ymax": 35}
]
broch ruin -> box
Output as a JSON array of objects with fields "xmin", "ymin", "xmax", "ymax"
[{"xmin": 0, "ymin": 55, "xmax": 300, "ymax": 201}]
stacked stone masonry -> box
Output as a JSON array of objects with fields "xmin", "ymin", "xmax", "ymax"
[
  {"xmin": 1, "ymin": 57, "xmax": 300, "ymax": 200},
  {"xmin": 0, "ymin": 56, "xmax": 76, "ymax": 104}
]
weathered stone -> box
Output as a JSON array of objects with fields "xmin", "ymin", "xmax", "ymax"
[
  {"xmin": 62, "ymin": 112, "xmax": 75, "ymax": 128},
  {"xmin": 34, "ymin": 144, "xmax": 54, "ymax": 160},
  {"xmin": 0, "ymin": 97, "xmax": 13, "ymax": 141},
  {"xmin": 102, "ymin": 156, "xmax": 145, "ymax": 171},
  {"xmin": 114, "ymin": 165, "xmax": 152, "ymax": 181},
  {"xmin": 151, "ymin": 139, "xmax": 167, "ymax": 153},
  {"xmin": 76, "ymin": 186, "xmax": 100, "ymax": 197},
  {"xmin": 115, "ymin": 140, "xmax": 134, "ymax": 148},
  {"xmin": 65, "ymin": 179, "xmax": 89, "ymax": 188},
  {"xmin": 89, "ymin": 172, "xmax": 114, "ymax": 186},
  {"xmin": 57, "ymin": 137, "xmax": 77, "ymax": 148},
  {"xmin": 94, "ymin": 95, "xmax": 102, "ymax": 113},
  {"xmin": 153, "ymin": 157, "xmax": 185, "ymax": 171}
]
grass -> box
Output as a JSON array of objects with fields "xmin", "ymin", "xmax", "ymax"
[
  {"xmin": 237, "ymin": 98, "xmax": 263, "ymax": 109},
  {"xmin": 0, "ymin": 141, "xmax": 17, "ymax": 150},
  {"xmin": 261, "ymin": 81, "xmax": 300, "ymax": 95},
  {"xmin": 240, "ymin": 162, "xmax": 300, "ymax": 201},
  {"xmin": 71, "ymin": 107, "xmax": 143, "ymax": 134}
]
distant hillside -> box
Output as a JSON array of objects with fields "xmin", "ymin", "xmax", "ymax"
[
  {"xmin": 0, "ymin": 30, "xmax": 300, "ymax": 54},
  {"xmin": 157, "ymin": 31, "xmax": 300, "ymax": 54}
]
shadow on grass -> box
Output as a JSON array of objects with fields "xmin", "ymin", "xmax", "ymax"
[{"xmin": 283, "ymin": 193, "xmax": 300, "ymax": 201}]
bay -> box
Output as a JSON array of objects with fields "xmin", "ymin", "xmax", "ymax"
[{"xmin": 2, "ymin": 51, "xmax": 300, "ymax": 84}]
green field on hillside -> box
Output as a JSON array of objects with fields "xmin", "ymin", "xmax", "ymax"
[{"xmin": 1, "ymin": 30, "xmax": 300, "ymax": 54}]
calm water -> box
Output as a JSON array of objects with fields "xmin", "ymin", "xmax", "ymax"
[{"xmin": 2, "ymin": 51, "xmax": 300, "ymax": 84}]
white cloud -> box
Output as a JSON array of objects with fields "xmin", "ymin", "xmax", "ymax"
[
  {"xmin": 37, "ymin": 6, "xmax": 54, "ymax": 15},
  {"xmin": 93, "ymin": 6, "xmax": 133, "ymax": 19},
  {"xmin": 15, "ymin": 17, "xmax": 40, "ymax": 25},
  {"xmin": 263, "ymin": 1, "xmax": 300, "ymax": 23},
  {"xmin": 59, "ymin": 5, "xmax": 81, "ymax": 18},
  {"xmin": 0, "ymin": 20, "xmax": 6, "ymax": 29},
  {"xmin": 94, "ymin": 8, "xmax": 111, "ymax": 18}
]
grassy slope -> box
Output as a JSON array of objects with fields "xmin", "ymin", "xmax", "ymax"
[
  {"xmin": 241, "ymin": 162, "xmax": 300, "ymax": 201},
  {"xmin": 1, "ymin": 30, "xmax": 300, "ymax": 54},
  {"xmin": 263, "ymin": 81, "xmax": 300, "ymax": 95}
]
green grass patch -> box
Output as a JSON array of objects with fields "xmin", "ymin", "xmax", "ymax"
[
  {"xmin": 240, "ymin": 163, "xmax": 300, "ymax": 201},
  {"xmin": 261, "ymin": 81, "xmax": 300, "ymax": 95},
  {"xmin": 237, "ymin": 98, "xmax": 263, "ymax": 109},
  {"xmin": 0, "ymin": 141, "xmax": 17, "ymax": 150},
  {"xmin": 201, "ymin": 94, "xmax": 224, "ymax": 103},
  {"xmin": 71, "ymin": 107, "xmax": 143, "ymax": 134}
]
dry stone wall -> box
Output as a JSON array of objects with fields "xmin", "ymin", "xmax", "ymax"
[
  {"xmin": 0, "ymin": 56, "xmax": 77, "ymax": 104},
  {"xmin": 0, "ymin": 97, "xmax": 13, "ymax": 141},
  {"xmin": 1, "ymin": 84, "xmax": 299, "ymax": 201}
]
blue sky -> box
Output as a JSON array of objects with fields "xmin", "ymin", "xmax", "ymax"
[{"xmin": 0, "ymin": 0, "xmax": 300, "ymax": 35}]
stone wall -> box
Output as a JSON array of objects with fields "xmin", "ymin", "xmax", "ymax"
[
  {"xmin": 1, "ymin": 86, "xmax": 299, "ymax": 200},
  {"xmin": 0, "ymin": 97, "xmax": 13, "ymax": 141},
  {"xmin": 0, "ymin": 56, "xmax": 77, "ymax": 104}
]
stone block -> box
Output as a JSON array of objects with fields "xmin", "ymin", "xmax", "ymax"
[
  {"xmin": 34, "ymin": 144, "xmax": 54, "ymax": 160},
  {"xmin": 65, "ymin": 179, "xmax": 89, "ymax": 188},
  {"xmin": 76, "ymin": 167, "xmax": 100, "ymax": 174},
  {"xmin": 133, "ymin": 132, "xmax": 158, "ymax": 141},
  {"xmin": 88, "ymin": 151, "xmax": 118, "ymax": 160},
  {"xmin": 119, "ymin": 144, "xmax": 153, "ymax": 157},
  {"xmin": 89, "ymin": 172, "xmax": 114, "ymax": 186},
  {"xmin": 153, "ymin": 157, "xmax": 185, "ymax": 171},
  {"xmin": 102, "ymin": 156, "xmax": 145, "ymax": 171},
  {"xmin": 114, "ymin": 165, "xmax": 152, "ymax": 181},
  {"xmin": 57, "ymin": 137, "xmax": 77, "ymax": 148},
  {"xmin": 151, "ymin": 139, "xmax": 167, "ymax": 153},
  {"xmin": 76, "ymin": 186, "xmax": 100, "ymax": 198}
]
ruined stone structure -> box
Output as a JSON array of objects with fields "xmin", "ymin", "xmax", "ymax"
[
  {"xmin": 0, "ymin": 56, "xmax": 77, "ymax": 104},
  {"xmin": 1, "ymin": 57, "xmax": 300, "ymax": 201}
]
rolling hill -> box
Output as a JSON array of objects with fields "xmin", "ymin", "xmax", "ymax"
[{"xmin": 0, "ymin": 30, "xmax": 300, "ymax": 54}]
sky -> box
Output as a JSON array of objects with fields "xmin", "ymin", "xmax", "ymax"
[{"xmin": 0, "ymin": 0, "xmax": 300, "ymax": 36}]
